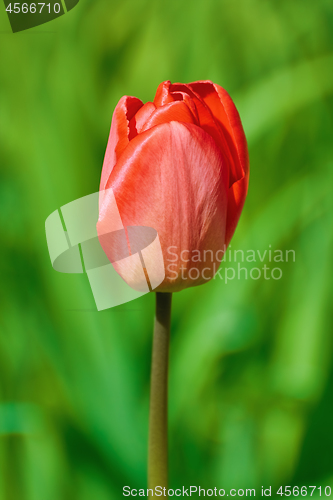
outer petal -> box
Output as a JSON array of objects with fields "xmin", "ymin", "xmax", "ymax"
[
  {"xmin": 98, "ymin": 121, "xmax": 229, "ymax": 292},
  {"xmin": 225, "ymin": 177, "xmax": 248, "ymax": 246},
  {"xmin": 188, "ymin": 81, "xmax": 250, "ymax": 245},
  {"xmin": 100, "ymin": 96, "xmax": 143, "ymax": 191},
  {"xmin": 189, "ymin": 81, "xmax": 249, "ymax": 183}
]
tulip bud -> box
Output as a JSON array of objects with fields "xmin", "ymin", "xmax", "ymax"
[{"xmin": 97, "ymin": 80, "xmax": 249, "ymax": 292}]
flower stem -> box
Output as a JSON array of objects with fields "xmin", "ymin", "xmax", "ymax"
[{"xmin": 148, "ymin": 292, "xmax": 172, "ymax": 496}]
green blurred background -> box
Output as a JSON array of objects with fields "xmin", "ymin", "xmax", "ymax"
[{"xmin": 1, "ymin": 0, "xmax": 333, "ymax": 498}]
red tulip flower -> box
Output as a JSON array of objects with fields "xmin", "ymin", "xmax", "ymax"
[
  {"xmin": 97, "ymin": 80, "xmax": 249, "ymax": 293},
  {"xmin": 96, "ymin": 80, "xmax": 250, "ymax": 492}
]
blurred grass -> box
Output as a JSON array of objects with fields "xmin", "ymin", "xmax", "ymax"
[{"xmin": 1, "ymin": 0, "xmax": 333, "ymax": 498}]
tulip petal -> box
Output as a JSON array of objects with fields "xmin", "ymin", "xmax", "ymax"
[
  {"xmin": 169, "ymin": 91, "xmax": 199, "ymax": 120},
  {"xmin": 129, "ymin": 101, "xmax": 156, "ymax": 136},
  {"xmin": 188, "ymin": 81, "xmax": 249, "ymax": 244},
  {"xmin": 154, "ymin": 81, "xmax": 200, "ymax": 123},
  {"xmin": 226, "ymin": 177, "xmax": 248, "ymax": 246},
  {"xmin": 140, "ymin": 101, "xmax": 198, "ymax": 132},
  {"xmin": 153, "ymin": 81, "xmax": 175, "ymax": 106},
  {"xmin": 214, "ymin": 84, "xmax": 249, "ymax": 176},
  {"xmin": 98, "ymin": 121, "xmax": 229, "ymax": 292},
  {"xmin": 189, "ymin": 81, "xmax": 249, "ymax": 185},
  {"xmin": 100, "ymin": 96, "xmax": 143, "ymax": 191},
  {"xmin": 168, "ymin": 83, "xmax": 238, "ymax": 189}
]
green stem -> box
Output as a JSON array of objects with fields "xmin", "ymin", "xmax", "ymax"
[{"xmin": 148, "ymin": 292, "xmax": 172, "ymax": 496}]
